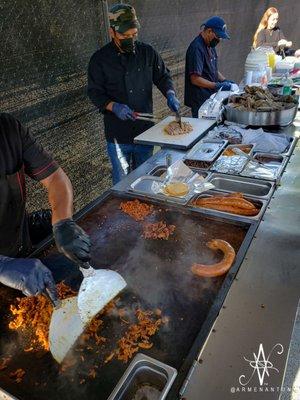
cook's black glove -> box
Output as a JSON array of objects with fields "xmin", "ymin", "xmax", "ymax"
[
  {"xmin": 53, "ymin": 219, "xmax": 91, "ymax": 263},
  {"xmin": 0, "ymin": 256, "xmax": 57, "ymax": 302}
]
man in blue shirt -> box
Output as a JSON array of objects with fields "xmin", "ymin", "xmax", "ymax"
[{"xmin": 184, "ymin": 16, "xmax": 235, "ymax": 117}]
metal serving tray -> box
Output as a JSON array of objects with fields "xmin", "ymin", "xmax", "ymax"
[
  {"xmin": 207, "ymin": 173, "xmax": 275, "ymax": 199},
  {"xmin": 241, "ymin": 153, "xmax": 288, "ymax": 181},
  {"xmin": 184, "ymin": 139, "xmax": 228, "ymax": 162},
  {"xmin": 107, "ymin": 353, "xmax": 177, "ymax": 400},
  {"xmin": 209, "ymin": 144, "xmax": 255, "ymax": 175},
  {"xmin": 188, "ymin": 190, "xmax": 267, "ymax": 221},
  {"xmin": 222, "ymin": 143, "xmax": 255, "ymax": 157},
  {"xmin": 129, "ymin": 176, "xmax": 192, "ymax": 205}
]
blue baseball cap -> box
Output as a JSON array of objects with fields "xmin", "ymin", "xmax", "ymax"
[{"xmin": 203, "ymin": 16, "xmax": 230, "ymax": 39}]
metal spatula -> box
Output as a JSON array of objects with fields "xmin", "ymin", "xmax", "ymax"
[
  {"xmin": 77, "ymin": 262, "xmax": 126, "ymax": 324},
  {"xmin": 175, "ymin": 111, "xmax": 182, "ymax": 128},
  {"xmin": 49, "ymin": 263, "xmax": 126, "ymax": 363}
]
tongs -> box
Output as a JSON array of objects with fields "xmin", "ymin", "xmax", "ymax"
[
  {"xmin": 232, "ymin": 147, "xmax": 274, "ymax": 170},
  {"xmin": 134, "ymin": 112, "xmax": 159, "ymax": 123}
]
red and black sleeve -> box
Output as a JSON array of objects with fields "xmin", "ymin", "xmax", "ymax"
[{"xmin": 19, "ymin": 121, "xmax": 59, "ymax": 181}]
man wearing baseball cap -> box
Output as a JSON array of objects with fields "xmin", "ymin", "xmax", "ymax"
[
  {"xmin": 184, "ymin": 16, "xmax": 236, "ymax": 117},
  {"xmin": 88, "ymin": 3, "xmax": 180, "ymax": 184}
]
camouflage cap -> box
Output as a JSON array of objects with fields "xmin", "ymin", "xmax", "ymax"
[{"xmin": 109, "ymin": 4, "xmax": 140, "ymax": 34}]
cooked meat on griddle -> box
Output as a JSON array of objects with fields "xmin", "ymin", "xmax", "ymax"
[
  {"xmin": 142, "ymin": 221, "xmax": 175, "ymax": 240},
  {"xmin": 108, "ymin": 309, "xmax": 163, "ymax": 363},
  {"xmin": 9, "ymin": 368, "xmax": 25, "ymax": 383},
  {"xmin": 9, "ymin": 282, "xmax": 77, "ymax": 351},
  {"xmin": 119, "ymin": 199, "xmax": 154, "ymax": 221},
  {"xmin": 164, "ymin": 120, "xmax": 193, "ymax": 136},
  {"xmin": 191, "ymin": 239, "xmax": 236, "ymax": 278},
  {"xmin": 0, "ymin": 357, "xmax": 11, "ymax": 371}
]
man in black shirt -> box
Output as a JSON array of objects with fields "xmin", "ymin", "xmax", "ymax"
[
  {"xmin": 0, "ymin": 113, "xmax": 91, "ymax": 303},
  {"xmin": 88, "ymin": 3, "xmax": 180, "ymax": 184}
]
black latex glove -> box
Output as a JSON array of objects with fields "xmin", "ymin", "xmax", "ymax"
[
  {"xmin": 0, "ymin": 256, "xmax": 57, "ymax": 302},
  {"xmin": 53, "ymin": 219, "xmax": 91, "ymax": 264}
]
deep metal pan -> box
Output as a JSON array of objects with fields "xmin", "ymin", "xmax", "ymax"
[{"xmin": 224, "ymin": 102, "xmax": 298, "ymax": 127}]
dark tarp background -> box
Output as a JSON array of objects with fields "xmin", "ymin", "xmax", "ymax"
[{"xmin": 1, "ymin": 0, "xmax": 299, "ymax": 211}]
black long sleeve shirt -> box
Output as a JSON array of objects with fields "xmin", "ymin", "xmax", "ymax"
[{"xmin": 87, "ymin": 41, "xmax": 174, "ymax": 143}]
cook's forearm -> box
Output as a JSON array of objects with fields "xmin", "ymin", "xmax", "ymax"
[
  {"xmin": 41, "ymin": 168, "xmax": 73, "ymax": 225},
  {"xmin": 218, "ymin": 71, "xmax": 226, "ymax": 82},
  {"xmin": 190, "ymin": 74, "xmax": 216, "ymax": 89}
]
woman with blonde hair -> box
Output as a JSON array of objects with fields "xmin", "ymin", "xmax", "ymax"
[{"xmin": 253, "ymin": 7, "xmax": 299, "ymax": 56}]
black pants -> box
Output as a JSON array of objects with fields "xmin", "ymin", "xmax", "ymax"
[{"xmin": 191, "ymin": 107, "xmax": 199, "ymax": 118}]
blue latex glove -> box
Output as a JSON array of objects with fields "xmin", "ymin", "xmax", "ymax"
[
  {"xmin": 0, "ymin": 256, "xmax": 57, "ymax": 301},
  {"xmin": 53, "ymin": 219, "xmax": 91, "ymax": 264},
  {"xmin": 112, "ymin": 103, "xmax": 136, "ymax": 121},
  {"xmin": 222, "ymin": 79, "xmax": 236, "ymax": 85},
  {"xmin": 167, "ymin": 91, "xmax": 180, "ymax": 112},
  {"xmin": 215, "ymin": 81, "xmax": 232, "ymax": 91}
]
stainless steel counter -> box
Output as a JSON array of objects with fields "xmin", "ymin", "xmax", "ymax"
[{"xmin": 180, "ymin": 118, "xmax": 300, "ymax": 399}]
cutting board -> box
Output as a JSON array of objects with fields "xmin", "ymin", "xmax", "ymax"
[{"xmin": 134, "ymin": 116, "xmax": 216, "ymax": 150}]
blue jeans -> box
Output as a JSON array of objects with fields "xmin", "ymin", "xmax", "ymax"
[{"xmin": 106, "ymin": 141, "xmax": 154, "ymax": 185}]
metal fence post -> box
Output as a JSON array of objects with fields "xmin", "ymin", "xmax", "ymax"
[{"xmin": 100, "ymin": 0, "xmax": 110, "ymax": 45}]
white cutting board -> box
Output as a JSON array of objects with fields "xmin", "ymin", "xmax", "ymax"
[{"xmin": 134, "ymin": 116, "xmax": 216, "ymax": 150}]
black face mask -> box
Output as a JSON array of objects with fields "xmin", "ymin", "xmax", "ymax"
[
  {"xmin": 210, "ymin": 37, "xmax": 220, "ymax": 48},
  {"xmin": 119, "ymin": 37, "xmax": 136, "ymax": 53}
]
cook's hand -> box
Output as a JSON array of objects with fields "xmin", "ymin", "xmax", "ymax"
[
  {"xmin": 167, "ymin": 90, "xmax": 180, "ymax": 112},
  {"xmin": 222, "ymin": 79, "xmax": 236, "ymax": 85},
  {"xmin": 0, "ymin": 256, "xmax": 57, "ymax": 301},
  {"xmin": 112, "ymin": 103, "xmax": 136, "ymax": 121},
  {"xmin": 53, "ymin": 219, "xmax": 91, "ymax": 263},
  {"xmin": 215, "ymin": 81, "xmax": 232, "ymax": 91},
  {"xmin": 295, "ymin": 49, "xmax": 300, "ymax": 58}
]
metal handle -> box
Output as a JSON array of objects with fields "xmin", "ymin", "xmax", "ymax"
[{"xmin": 79, "ymin": 262, "xmax": 96, "ymax": 278}]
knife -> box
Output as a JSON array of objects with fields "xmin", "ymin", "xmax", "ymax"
[{"xmin": 175, "ymin": 111, "xmax": 182, "ymax": 128}]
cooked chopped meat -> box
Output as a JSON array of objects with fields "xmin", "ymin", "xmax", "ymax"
[
  {"xmin": 8, "ymin": 282, "xmax": 76, "ymax": 351},
  {"xmin": 164, "ymin": 121, "xmax": 193, "ymax": 136},
  {"xmin": 142, "ymin": 221, "xmax": 175, "ymax": 240},
  {"xmin": 184, "ymin": 159, "xmax": 212, "ymax": 169},
  {"xmin": 114, "ymin": 309, "xmax": 163, "ymax": 363},
  {"xmin": 8, "ymin": 283, "xmax": 112, "ymax": 353},
  {"xmin": 0, "ymin": 357, "xmax": 11, "ymax": 371},
  {"xmin": 120, "ymin": 199, "xmax": 154, "ymax": 221},
  {"xmin": 9, "ymin": 368, "xmax": 25, "ymax": 383}
]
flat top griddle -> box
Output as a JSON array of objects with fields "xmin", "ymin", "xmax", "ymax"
[{"xmin": 0, "ymin": 194, "xmax": 250, "ymax": 400}]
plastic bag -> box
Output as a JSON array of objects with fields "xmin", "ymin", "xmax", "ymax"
[
  {"xmin": 152, "ymin": 160, "xmax": 214, "ymax": 199},
  {"xmin": 240, "ymin": 128, "xmax": 290, "ymax": 154}
]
